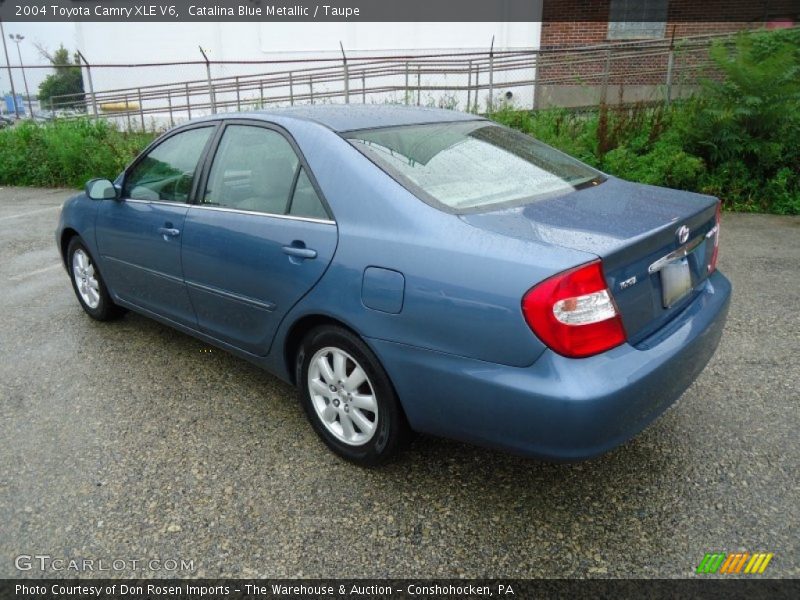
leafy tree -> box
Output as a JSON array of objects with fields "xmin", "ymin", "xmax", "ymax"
[{"xmin": 37, "ymin": 45, "xmax": 85, "ymax": 110}]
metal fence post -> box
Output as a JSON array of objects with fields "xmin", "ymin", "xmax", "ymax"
[
  {"xmin": 309, "ymin": 76, "xmax": 314, "ymax": 104},
  {"xmin": 601, "ymin": 47, "xmax": 611, "ymax": 105},
  {"xmin": 473, "ymin": 65, "xmax": 480, "ymax": 113},
  {"xmin": 185, "ymin": 83, "xmax": 192, "ymax": 120},
  {"xmin": 199, "ymin": 46, "xmax": 217, "ymax": 114},
  {"xmin": 76, "ymin": 50, "xmax": 98, "ymax": 119},
  {"xmin": 289, "ymin": 72, "xmax": 294, "ymax": 106},
  {"xmin": 417, "ymin": 65, "xmax": 421, "ymax": 106},
  {"xmin": 340, "ymin": 42, "xmax": 350, "ymax": 104},
  {"xmin": 532, "ymin": 50, "xmax": 540, "ymax": 110},
  {"xmin": 488, "ymin": 36, "xmax": 495, "ymax": 114},
  {"xmin": 665, "ymin": 47, "xmax": 675, "ymax": 107},
  {"xmin": 259, "ymin": 80, "xmax": 264, "ymax": 107},
  {"xmin": 137, "ymin": 88, "xmax": 145, "ymax": 130},
  {"xmin": 404, "ymin": 62, "xmax": 410, "ymax": 105},
  {"xmin": 362, "ymin": 71, "xmax": 366, "ymax": 103},
  {"xmin": 125, "ymin": 94, "xmax": 131, "ymax": 131},
  {"xmin": 665, "ymin": 26, "xmax": 678, "ymax": 107},
  {"xmin": 167, "ymin": 90, "xmax": 174, "ymax": 126},
  {"xmin": 467, "ymin": 59, "xmax": 472, "ymax": 113},
  {"xmin": 235, "ymin": 76, "xmax": 241, "ymax": 111}
]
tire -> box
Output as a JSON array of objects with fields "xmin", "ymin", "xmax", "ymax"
[
  {"xmin": 296, "ymin": 325, "xmax": 409, "ymax": 466},
  {"xmin": 66, "ymin": 237, "xmax": 125, "ymax": 321}
]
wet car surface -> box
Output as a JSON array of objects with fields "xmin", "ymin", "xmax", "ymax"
[{"xmin": 56, "ymin": 107, "xmax": 730, "ymax": 464}]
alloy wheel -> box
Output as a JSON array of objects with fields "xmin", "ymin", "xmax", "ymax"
[
  {"xmin": 72, "ymin": 248, "xmax": 100, "ymax": 309},
  {"xmin": 307, "ymin": 346, "xmax": 378, "ymax": 446}
]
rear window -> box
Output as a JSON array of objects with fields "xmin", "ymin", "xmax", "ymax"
[{"xmin": 346, "ymin": 121, "xmax": 604, "ymax": 212}]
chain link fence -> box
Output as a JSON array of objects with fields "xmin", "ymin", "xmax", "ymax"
[{"xmin": 18, "ymin": 28, "xmax": 789, "ymax": 131}]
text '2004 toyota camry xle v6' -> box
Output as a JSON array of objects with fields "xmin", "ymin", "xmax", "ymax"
[{"xmin": 57, "ymin": 105, "xmax": 730, "ymax": 466}]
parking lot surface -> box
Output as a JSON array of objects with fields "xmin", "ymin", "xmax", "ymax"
[{"xmin": 1, "ymin": 187, "xmax": 798, "ymax": 578}]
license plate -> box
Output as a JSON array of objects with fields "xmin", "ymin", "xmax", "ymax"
[{"xmin": 660, "ymin": 258, "xmax": 692, "ymax": 307}]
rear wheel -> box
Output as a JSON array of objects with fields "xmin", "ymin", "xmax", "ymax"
[
  {"xmin": 297, "ymin": 326, "xmax": 408, "ymax": 466},
  {"xmin": 67, "ymin": 237, "xmax": 125, "ymax": 321}
]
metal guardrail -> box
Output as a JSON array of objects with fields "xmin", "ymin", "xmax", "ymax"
[{"xmin": 40, "ymin": 28, "xmax": 788, "ymax": 130}]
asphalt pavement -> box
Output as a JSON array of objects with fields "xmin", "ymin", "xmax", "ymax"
[{"xmin": 0, "ymin": 186, "xmax": 797, "ymax": 578}]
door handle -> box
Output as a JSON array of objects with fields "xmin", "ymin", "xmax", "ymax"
[
  {"xmin": 158, "ymin": 227, "xmax": 181, "ymax": 238},
  {"xmin": 282, "ymin": 243, "xmax": 317, "ymax": 260}
]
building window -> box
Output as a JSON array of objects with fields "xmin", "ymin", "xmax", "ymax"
[{"xmin": 608, "ymin": 0, "xmax": 668, "ymax": 40}]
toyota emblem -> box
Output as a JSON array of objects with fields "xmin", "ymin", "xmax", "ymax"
[{"xmin": 676, "ymin": 225, "xmax": 690, "ymax": 244}]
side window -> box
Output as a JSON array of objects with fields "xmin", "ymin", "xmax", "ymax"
[
  {"xmin": 288, "ymin": 168, "xmax": 328, "ymax": 220},
  {"xmin": 203, "ymin": 125, "xmax": 299, "ymax": 215},
  {"xmin": 124, "ymin": 127, "xmax": 213, "ymax": 202}
]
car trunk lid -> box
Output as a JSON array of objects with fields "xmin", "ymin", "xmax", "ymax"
[{"xmin": 460, "ymin": 177, "xmax": 720, "ymax": 344}]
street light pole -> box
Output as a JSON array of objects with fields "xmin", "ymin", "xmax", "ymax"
[
  {"xmin": 9, "ymin": 34, "xmax": 33, "ymax": 118},
  {"xmin": 0, "ymin": 22, "xmax": 20, "ymax": 118}
]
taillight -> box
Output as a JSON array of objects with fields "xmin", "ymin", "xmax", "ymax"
[
  {"xmin": 522, "ymin": 261, "xmax": 627, "ymax": 358},
  {"xmin": 708, "ymin": 200, "xmax": 721, "ymax": 273}
]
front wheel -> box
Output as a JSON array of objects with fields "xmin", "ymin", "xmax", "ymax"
[
  {"xmin": 297, "ymin": 326, "xmax": 409, "ymax": 466},
  {"xmin": 67, "ymin": 237, "xmax": 125, "ymax": 321}
]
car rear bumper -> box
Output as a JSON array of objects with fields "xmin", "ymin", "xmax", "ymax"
[{"xmin": 368, "ymin": 270, "xmax": 731, "ymax": 460}]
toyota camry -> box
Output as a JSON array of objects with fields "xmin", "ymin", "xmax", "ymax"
[{"xmin": 57, "ymin": 105, "xmax": 731, "ymax": 465}]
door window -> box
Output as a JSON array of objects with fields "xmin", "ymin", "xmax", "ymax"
[
  {"xmin": 288, "ymin": 168, "xmax": 329, "ymax": 220},
  {"xmin": 203, "ymin": 125, "xmax": 328, "ymax": 219},
  {"xmin": 124, "ymin": 126, "xmax": 214, "ymax": 202}
]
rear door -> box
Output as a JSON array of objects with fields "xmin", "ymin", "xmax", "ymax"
[
  {"xmin": 181, "ymin": 121, "xmax": 337, "ymax": 355},
  {"xmin": 95, "ymin": 124, "xmax": 216, "ymax": 326}
]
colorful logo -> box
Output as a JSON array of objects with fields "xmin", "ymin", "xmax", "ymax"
[{"xmin": 696, "ymin": 552, "xmax": 774, "ymax": 574}]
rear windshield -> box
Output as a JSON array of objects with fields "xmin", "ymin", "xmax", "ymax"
[{"xmin": 346, "ymin": 121, "xmax": 604, "ymax": 212}]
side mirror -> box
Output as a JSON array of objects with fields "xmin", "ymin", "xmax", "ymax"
[{"xmin": 85, "ymin": 178, "xmax": 119, "ymax": 200}]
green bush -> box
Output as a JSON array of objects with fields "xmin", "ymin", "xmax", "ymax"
[
  {"xmin": 0, "ymin": 119, "xmax": 155, "ymax": 189},
  {"xmin": 492, "ymin": 28, "xmax": 800, "ymax": 214},
  {"xmin": 681, "ymin": 28, "xmax": 800, "ymax": 212},
  {"xmin": 603, "ymin": 140, "xmax": 706, "ymax": 190}
]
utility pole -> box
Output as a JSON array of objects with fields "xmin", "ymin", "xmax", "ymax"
[
  {"xmin": 9, "ymin": 33, "xmax": 33, "ymax": 118},
  {"xmin": 0, "ymin": 21, "xmax": 20, "ymax": 118}
]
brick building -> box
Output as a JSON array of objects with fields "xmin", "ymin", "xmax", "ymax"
[{"xmin": 535, "ymin": 0, "xmax": 799, "ymax": 108}]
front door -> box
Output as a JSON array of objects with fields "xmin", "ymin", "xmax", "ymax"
[
  {"xmin": 95, "ymin": 124, "xmax": 216, "ymax": 326},
  {"xmin": 180, "ymin": 122, "xmax": 337, "ymax": 355}
]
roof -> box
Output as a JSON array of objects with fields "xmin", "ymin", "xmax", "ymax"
[{"xmin": 245, "ymin": 104, "xmax": 485, "ymax": 133}]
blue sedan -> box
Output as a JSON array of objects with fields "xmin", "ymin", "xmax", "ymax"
[{"xmin": 57, "ymin": 105, "xmax": 731, "ymax": 465}]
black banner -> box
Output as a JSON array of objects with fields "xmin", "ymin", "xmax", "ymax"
[
  {"xmin": 3, "ymin": 579, "xmax": 800, "ymax": 600},
  {"xmin": 1, "ymin": 0, "xmax": 798, "ymax": 23}
]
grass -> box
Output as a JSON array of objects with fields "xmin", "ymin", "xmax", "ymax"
[{"xmin": 0, "ymin": 119, "xmax": 155, "ymax": 189}]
